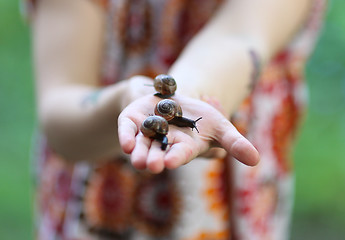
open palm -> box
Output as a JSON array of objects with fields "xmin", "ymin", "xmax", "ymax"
[{"xmin": 118, "ymin": 94, "xmax": 259, "ymax": 173}]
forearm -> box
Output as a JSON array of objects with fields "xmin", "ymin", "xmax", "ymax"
[
  {"xmin": 169, "ymin": 0, "xmax": 312, "ymax": 117},
  {"xmin": 170, "ymin": 38, "xmax": 253, "ymax": 117},
  {"xmin": 32, "ymin": 0, "xmax": 125, "ymax": 162},
  {"xmin": 38, "ymin": 81, "xmax": 128, "ymax": 162}
]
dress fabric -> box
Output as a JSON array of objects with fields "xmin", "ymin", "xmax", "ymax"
[{"xmin": 25, "ymin": 0, "xmax": 326, "ymax": 239}]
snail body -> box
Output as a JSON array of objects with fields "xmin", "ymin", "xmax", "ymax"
[
  {"xmin": 140, "ymin": 115, "xmax": 169, "ymax": 150},
  {"xmin": 154, "ymin": 99, "xmax": 202, "ymax": 133},
  {"xmin": 169, "ymin": 116, "xmax": 202, "ymax": 133},
  {"xmin": 154, "ymin": 74, "xmax": 177, "ymax": 98}
]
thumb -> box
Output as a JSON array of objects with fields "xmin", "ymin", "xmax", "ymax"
[{"xmin": 216, "ymin": 119, "xmax": 260, "ymax": 166}]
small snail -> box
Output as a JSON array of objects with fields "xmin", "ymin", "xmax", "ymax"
[
  {"xmin": 154, "ymin": 99, "xmax": 202, "ymax": 133},
  {"xmin": 153, "ymin": 74, "xmax": 177, "ymax": 98},
  {"xmin": 140, "ymin": 115, "xmax": 169, "ymax": 150}
]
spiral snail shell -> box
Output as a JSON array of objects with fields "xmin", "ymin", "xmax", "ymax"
[
  {"xmin": 153, "ymin": 74, "xmax": 177, "ymax": 98},
  {"xmin": 140, "ymin": 115, "xmax": 169, "ymax": 150},
  {"xmin": 154, "ymin": 99, "xmax": 182, "ymax": 121},
  {"xmin": 154, "ymin": 99, "xmax": 202, "ymax": 133}
]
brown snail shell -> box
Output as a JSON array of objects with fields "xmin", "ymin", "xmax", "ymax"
[
  {"xmin": 154, "ymin": 99, "xmax": 182, "ymax": 121},
  {"xmin": 140, "ymin": 116, "xmax": 169, "ymax": 150},
  {"xmin": 141, "ymin": 115, "xmax": 169, "ymax": 137},
  {"xmin": 153, "ymin": 74, "xmax": 177, "ymax": 98},
  {"xmin": 154, "ymin": 99, "xmax": 202, "ymax": 133}
]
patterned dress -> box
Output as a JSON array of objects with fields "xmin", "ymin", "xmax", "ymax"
[{"xmin": 25, "ymin": 0, "xmax": 326, "ymax": 239}]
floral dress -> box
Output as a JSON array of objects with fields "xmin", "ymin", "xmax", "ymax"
[{"xmin": 25, "ymin": 0, "xmax": 327, "ymax": 239}]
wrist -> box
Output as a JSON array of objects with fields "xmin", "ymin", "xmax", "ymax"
[{"xmin": 119, "ymin": 75, "xmax": 156, "ymax": 111}]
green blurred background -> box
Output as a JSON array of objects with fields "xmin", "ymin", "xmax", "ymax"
[{"xmin": 0, "ymin": 0, "xmax": 344, "ymax": 239}]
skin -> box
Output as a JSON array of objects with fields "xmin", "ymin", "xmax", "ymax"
[
  {"xmin": 119, "ymin": 94, "xmax": 259, "ymax": 173},
  {"xmin": 33, "ymin": 0, "xmax": 312, "ymax": 172}
]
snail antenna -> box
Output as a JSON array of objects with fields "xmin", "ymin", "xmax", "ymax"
[{"xmin": 192, "ymin": 117, "xmax": 202, "ymax": 133}]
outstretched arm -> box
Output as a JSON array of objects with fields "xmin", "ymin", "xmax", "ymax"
[
  {"xmin": 171, "ymin": 0, "xmax": 312, "ymax": 116},
  {"xmin": 32, "ymin": 0, "xmax": 142, "ymax": 161},
  {"xmin": 119, "ymin": 0, "xmax": 312, "ymax": 172}
]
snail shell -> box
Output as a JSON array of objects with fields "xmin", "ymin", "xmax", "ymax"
[
  {"xmin": 154, "ymin": 74, "xmax": 177, "ymax": 97},
  {"xmin": 140, "ymin": 115, "xmax": 169, "ymax": 138},
  {"xmin": 140, "ymin": 116, "xmax": 169, "ymax": 150},
  {"xmin": 154, "ymin": 99, "xmax": 182, "ymax": 121},
  {"xmin": 154, "ymin": 99, "xmax": 202, "ymax": 133}
]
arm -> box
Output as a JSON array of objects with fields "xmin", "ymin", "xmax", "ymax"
[
  {"xmin": 119, "ymin": 0, "xmax": 312, "ymax": 172},
  {"xmin": 170, "ymin": 0, "xmax": 312, "ymax": 117},
  {"xmin": 32, "ymin": 0, "xmax": 152, "ymax": 161}
]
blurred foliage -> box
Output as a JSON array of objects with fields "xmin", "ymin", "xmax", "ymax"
[
  {"xmin": 291, "ymin": 0, "xmax": 345, "ymax": 239},
  {"xmin": 0, "ymin": 0, "xmax": 344, "ymax": 239},
  {"xmin": 0, "ymin": 0, "xmax": 35, "ymax": 240}
]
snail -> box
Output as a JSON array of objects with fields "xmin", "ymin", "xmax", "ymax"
[
  {"xmin": 153, "ymin": 74, "xmax": 177, "ymax": 98},
  {"xmin": 140, "ymin": 115, "xmax": 169, "ymax": 150},
  {"xmin": 154, "ymin": 99, "xmax": 202, "ymax": 133}
]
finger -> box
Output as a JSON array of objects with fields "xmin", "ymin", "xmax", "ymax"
[
  {"xmin": 230, "ymin": 137, "xmax": 260, "ymax": 166},
  {"xmin": 217, "ymin": 121, "xmax": 260, "ymax": 166},
  {"xmin": 118, "ymin": 116, "xmax": 138, "ymax": 154},
  {"xmin": 131, "ymin": 133, "xmax": 151, "ymax": 170},
  {"xmin": 164, "ymin": 142, "xmax": 197, "ymax": 170},
  {"xmin": 146, "ymin": 140, "xmax": 166, "ymax": 174}
]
